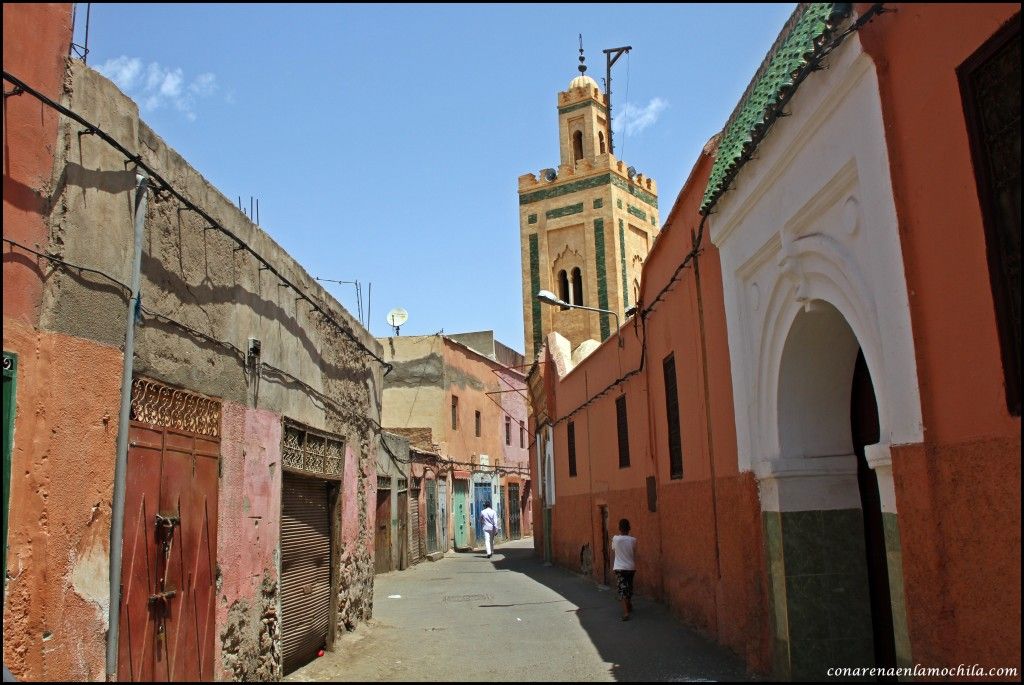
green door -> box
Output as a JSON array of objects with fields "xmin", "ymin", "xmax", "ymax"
[
  {"xmin": 454, "ymin": 480, "xmax": 469, "ymax": 549},
  {"xmin": 2, "ymin": 352, "xmax": 16, "ymax": 590}
]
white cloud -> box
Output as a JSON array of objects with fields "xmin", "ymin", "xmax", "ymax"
[
  {"xmin": 96, "ymin": 56, "xmax": 218, "ymax": 121},
  {"xmin": 612, "ymin": 97, "xmax": 668, "ymax": 137}
]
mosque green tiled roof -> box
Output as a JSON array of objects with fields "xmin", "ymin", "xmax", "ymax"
[{"xmin": 700, "ymin": 3, "xmax": 853, "ymax": 215}]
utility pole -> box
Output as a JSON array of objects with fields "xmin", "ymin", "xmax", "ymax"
[{"xmin": 602, "ymin": 45, "xmax": 631, "ymax": 156}]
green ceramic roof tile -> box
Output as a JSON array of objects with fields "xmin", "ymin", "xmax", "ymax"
[{"xmin": 701, "ymin": 3, "xmax": 851, "ymax": 215}]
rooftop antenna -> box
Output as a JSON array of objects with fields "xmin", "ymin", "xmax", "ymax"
[
  {"xmin": 386, "ymin": 308, "xmax": 408, "ymax": 336},
  {"xmin": 602, "ymin": 43, "xmax": 632, "ymax": 156}
]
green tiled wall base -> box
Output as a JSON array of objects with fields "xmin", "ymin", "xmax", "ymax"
[
  {"xmin": 883, "ymin": 512, "xmax": 912, "ymax": 669},
  {"xmin": 763, "ymin": 509, "xmax": 877, "ymax": 681}
]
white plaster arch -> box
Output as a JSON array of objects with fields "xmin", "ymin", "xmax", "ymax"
[{"xmin": 708, "ymin": 32, "xmax": 924, "ymax": 495}]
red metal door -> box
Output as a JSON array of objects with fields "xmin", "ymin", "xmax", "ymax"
[{"xmin": 118, "ymin": 379, "xmax": 220, "ymax": 682}]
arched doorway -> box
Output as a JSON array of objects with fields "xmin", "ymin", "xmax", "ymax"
[{"xmin": 766, "ymin": 300, "xmax": 897, "ymax": 680}]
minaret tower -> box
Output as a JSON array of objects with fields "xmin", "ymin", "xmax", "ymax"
[{"xmin": 518, "ymin": 39, "xmax": 659, "ymax": 361}]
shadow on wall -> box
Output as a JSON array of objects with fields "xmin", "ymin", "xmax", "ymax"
[{"xmin": 489, "ymin": 545, "xmax": 751, "ymax": 682}]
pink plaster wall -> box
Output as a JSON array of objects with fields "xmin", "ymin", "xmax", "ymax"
[
  {"xmin": 214, "ymin": 402, "xmax": 282, "ymax": 678},
  {"xmin": 342, "ymin": 445, "xmax": 371, "ymax": 551}
]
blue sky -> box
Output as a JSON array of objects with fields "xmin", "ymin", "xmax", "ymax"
[{"xmin": 73, "ymin": 3, "xmax": 795, "ymax": 351}]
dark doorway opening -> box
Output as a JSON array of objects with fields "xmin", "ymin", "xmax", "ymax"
[{"xmin": 851, "ymin": 349, "xmax": 898, "ymax": 678}]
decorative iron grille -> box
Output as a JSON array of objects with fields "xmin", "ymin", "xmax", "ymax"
[
  {"xmin": 130, "ymin": 377, "xmax": 221, "ymax": 437},
  {"xmin": 397, "ymin": 477, "xmax": 408, "ymax": 492},
  {"xmin": 377, "ymin": 475, "xmax": 391, "ymax": 490},
  {"xmin": 282, "ymin": 422, "xmax": 344, "ymax": 476}
]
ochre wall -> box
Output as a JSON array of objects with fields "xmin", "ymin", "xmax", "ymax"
[
  {"xmin": 858, "ymin": 3, "xmax": 1021, "ymax": 673},
  {"xmin": 2, "ymin": 3, "xmax": 72, "ymax": 325},
  {"xmin": 1, "ymin": 321, "xmax": 122, "ymax": 681},
  {"xmin": 546, "ymin": 145, "xmax": 772, "ymax": 674}
]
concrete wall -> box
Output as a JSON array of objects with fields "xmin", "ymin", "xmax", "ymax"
[
  {"xmin": 858, "ymin": 3, "xmax": 1021, "ymax": 672},
  {"xmin": 543, "ymin": 143, "xmax": 772, "ymax": 674}
]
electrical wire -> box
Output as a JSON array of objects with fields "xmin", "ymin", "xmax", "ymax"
[{"xmin": 1, "ymin": 68, "xmax": 393, "ymax": 377}]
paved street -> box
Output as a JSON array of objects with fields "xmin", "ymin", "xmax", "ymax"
[{"xmin": 287, "ymin": 538, "xmax": 750, "ymax": 682}]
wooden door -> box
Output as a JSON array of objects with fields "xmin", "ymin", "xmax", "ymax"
[
  {"xmin": 118, "ymin": 380, "xmax": 219, "ymax": 682},
  {"xmin": 374, "ymin": 486, "xmax": 392, "ymax": 573},
  {"xmin": 425, "ymin": 479, "xmax": 438, "ymax": 553},
  {"xmin": 508, "ymin": 483, "xmax": 521, "ymax": 540},
  {"xmin": 397, "ymin": 490, "xmax": 408, "ymax": 570}
]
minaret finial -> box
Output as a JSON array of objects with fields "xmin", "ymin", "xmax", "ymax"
[{"xmin": 578, "ymin": 34, "xmax": 587, "ymax": 75}]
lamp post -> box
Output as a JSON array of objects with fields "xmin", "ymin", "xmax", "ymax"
[{"xmin": 536, "ymin": 289, "xmax": 622, "ymax": 347}]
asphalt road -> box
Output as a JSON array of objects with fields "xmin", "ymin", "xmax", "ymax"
[{"xmin": 286, "ymin": 537, "xmax": 751, "ymax": 682}]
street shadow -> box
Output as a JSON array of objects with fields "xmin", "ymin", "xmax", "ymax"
[{"xmin": 489, "ymin": 543, "xmax": 754, "ymax": 682}]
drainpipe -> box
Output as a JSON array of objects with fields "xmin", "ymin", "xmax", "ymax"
[{"xmin": 106, "ymin": 172, "xmax": 149, "ymax": 680}]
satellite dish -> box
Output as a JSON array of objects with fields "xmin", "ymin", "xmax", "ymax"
[
  {"xmin": 542, "ymin": 168, "xmax": 557, "ymax": 182},
  {"xmin": 627, "ymin": 166, "xmax": 637, "ymax": 179},
  {"xmin": 386, "ymin": 308, "xmax": 408, "ymax": 335}
]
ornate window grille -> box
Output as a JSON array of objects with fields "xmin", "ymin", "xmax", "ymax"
[
  {"xmin": 130, "ymin": 377, "xmax": 221, "ymax": 437},
  {"xmin": 282, "ymin": 422, "xmax": 344, "ymax": 477}
]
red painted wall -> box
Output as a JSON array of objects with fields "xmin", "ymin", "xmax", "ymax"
[
  {"xmin": 858, "ymin": 3, "xmax": 1021, "ymax": 673},
  {"xmin": 2, "ymin": 3, "xmax": 72, "ymax": 325},
  {"xmin": 546, "ymin": 146, "xmax": 772, "ymax": 673},
  {"xmin": 2, "ymin": 320, "xmax": 122, "ymax": 681}
]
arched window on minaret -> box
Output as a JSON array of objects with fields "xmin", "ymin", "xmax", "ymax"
[
  {"xmin": 598, "ymin": 131, "xmax": 606, "ymax": 155},
  {"xmin": 558, "ymin": 270, "xmax": 570, "ymax": 309},
  {"xmin": 572, "ymin": 131, "xmax": 584, "ymax": 163},
  {"xmin": 571, "ymin": 268, "xmax": 584, "ymax": 306}
]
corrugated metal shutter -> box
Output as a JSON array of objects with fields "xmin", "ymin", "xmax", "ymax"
[
  {"xmin": 410, "ymin": 484, "xmax": 421, "ymax": 563},
  {"xmin": 281, "ymin": 473, "xmax": 332, "ymax": 675}
]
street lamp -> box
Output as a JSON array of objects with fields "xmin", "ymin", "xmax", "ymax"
[{"xmin": 536, "ymin": 290, "xmax": 622, "ymax": 346}]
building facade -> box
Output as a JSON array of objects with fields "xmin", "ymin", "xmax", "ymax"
[
  {"xmin": 2, "ymin": 10, "xmax": 384, "ymax": 679},
  {"xmin": 528, "ymin": 3, "xmax": 1020, "ymax": 680},
  {"xmin": 379, "ymin": 332, "xmax": 531, "ymax": 554},
  {"xmin": 518, "ymin": 68, "xmax": 659, "ymax": 361}
]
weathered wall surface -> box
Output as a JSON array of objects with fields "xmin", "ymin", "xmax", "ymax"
[
  {"xmin": 2, "ymin": 3, "xmax": 72, "ymax": 325},
  {"xmin": 5, "ymin": 57, "xmax": 384, "ymax": 680},
  {"xmin": 1, "ymin": 320, "xmax": 121, "ymax": 681},
  {"xmin": 2, "ymin": 5, "xmax": 113, "ymax": 681},
  {"xmin": 380, "ymin": 335, "xmax": 445, "ymax": 446},
  {"xmin": 858, "ymin": 3, "xmax": 1021, "ymax": 672},
  {"xmin": 216, "ymin": 402, "xmax": 283, "ymax": 681}
]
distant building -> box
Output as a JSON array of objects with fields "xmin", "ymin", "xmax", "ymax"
[
  {"xmin": 379, "ymin": 332, "xmax": 531, "ymax": 555},
  {"xmin": 518, "ymin": 59, "xmax": 659, "ymax": 361}
]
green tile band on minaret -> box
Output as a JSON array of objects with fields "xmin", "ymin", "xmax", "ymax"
[
  {"xmin": 594, "ymin": 219, "xmax": 610, "ymax": 340},
  {"xmin": 529, "ymin": 233, "xmax": 542, "ymax": 353},
  {"xmin": 619, "ymin": 219, "xmax": 629, "ymax": 309}
]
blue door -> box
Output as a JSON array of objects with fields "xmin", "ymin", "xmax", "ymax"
[{"xmin": 473, "ymin": 480, "xmax": 492, "ymax": 542}]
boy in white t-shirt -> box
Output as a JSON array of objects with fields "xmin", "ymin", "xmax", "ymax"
[{"xmin": 611, "ymin": 518, "xmax": 637, "ymax": 621}]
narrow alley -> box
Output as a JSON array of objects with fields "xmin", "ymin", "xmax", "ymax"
[{"xmin": 286, "ymin": 538, "xmax": 749, "ymax": 682}]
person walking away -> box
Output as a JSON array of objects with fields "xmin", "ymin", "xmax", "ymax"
[
  {"xmin": 480, "ymin": 500, "xmax": 500, "ymax": 558},
  {"xmin": 611, "ymin": 518, "xmax": 637, "ymax": 621}
]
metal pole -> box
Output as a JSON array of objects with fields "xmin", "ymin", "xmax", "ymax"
[
  {"xmin": 107, "ymin": 173, "xmax": 148, "ymax": 680},
  {"xmin": 602, "ymin": 46, "xmax": 631, "ymax": 156}
]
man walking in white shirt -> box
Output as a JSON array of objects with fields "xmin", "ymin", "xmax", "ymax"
[
  {"xmin": 480, "ymin": 501, "xmax": 500, "ymax": 558},
  {"xmin": 611, "ymin": 518, "xmax": 637, "ymax": 621}
]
